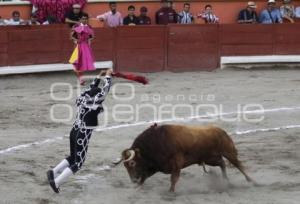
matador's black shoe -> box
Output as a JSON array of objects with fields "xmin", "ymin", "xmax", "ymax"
[{"xmin": 47, "ymin": 170, "xmax": 60, "ymax": 193}]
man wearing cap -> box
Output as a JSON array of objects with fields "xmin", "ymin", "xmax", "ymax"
[
  {"xmin": 97, "ymin": 2, "xmax": 123, "ymax": 27},
  {"xmin": 155, "ymin": 0, "xmax": 177, "ymax": 25},
  {"xmin": 138, "ymin": 6, "xmax": 151, "ymax": 25},
  {"xmin": 237, "ymin": 2, "xmax": 259, "ymax": 23},
  {"xmin": 65, "ymin": 4, "xmax": 83, "ymax": 27},
  {"xmin": 259, "ymin": 0, "xmax": 282, "ymax": 24}
]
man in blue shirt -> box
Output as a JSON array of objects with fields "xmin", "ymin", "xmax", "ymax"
[{"xmin": 259, "ymin": 0, "xmax": 283, "ymax": 24}]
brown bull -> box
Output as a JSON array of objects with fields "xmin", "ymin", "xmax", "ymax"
[{"xmin": 120, "ymin": 124, "xmax": 254, "ymax": 192}]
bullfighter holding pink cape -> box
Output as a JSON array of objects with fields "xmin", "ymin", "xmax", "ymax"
[{"xmin": 69, "ymin": 13, "xmax": 95, "ymax": 85}]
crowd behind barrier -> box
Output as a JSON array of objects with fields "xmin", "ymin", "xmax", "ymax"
[{"xmin": 1, "ymin": 0, "xmax": 300, "ymax": 27}]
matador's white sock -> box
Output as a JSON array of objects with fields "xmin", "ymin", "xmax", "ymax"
[
  {"xmin": 53, "ymin": 159, "xmax": 70, "ymax": 178},
  {"xmin": 54, "ymin": 167, "xmax": 73, "ymax": 188}
]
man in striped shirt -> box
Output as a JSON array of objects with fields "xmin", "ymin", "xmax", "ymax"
[
  {"xmin": 178, "ymin": 3, "xmax": 194, "ymax": 24},
  {"xmin": 198, "ymin": 5, "xmax": 219, "ymax": 24}
]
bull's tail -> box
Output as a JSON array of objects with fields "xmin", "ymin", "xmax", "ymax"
[{"xmin": 221, "ymin": 132, "xmax": 254, "ymax": 183}]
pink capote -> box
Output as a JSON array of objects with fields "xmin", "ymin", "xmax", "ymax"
[{"xmin": 73, "ymin": 24, "xmax": 95, "ymax": 71}]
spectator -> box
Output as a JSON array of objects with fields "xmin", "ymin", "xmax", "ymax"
[
  {"xmin": 65, "ymin": 4, "xmax": 83, "ymax": 27},
  {"xmin": 295, "ymin": 6, "xmax": 300, "ymax": 18},
  {"xmin": 4, "ymin": 11, "xmax": 25, "ymax": 25},
  {"xmin": 198, "ymin": 5, "xmax": 219, "ymax": 24},
  {"xmin": 280, "ymin": 0, "xmax": 295, "ymax": 23},
  {"xmin": 259, "ymin": 0, "xmax": 283, "ymax": 24},
  {"xmin": 97, "ymin": 2, "xmax": 123, "ymax": 27},
  {"xmin": 0, "ymin": 16, "xmax": 4, "ymax": 26},
  {"xmin": 123, "ymin": 5, "xmax": 139, "ymax": 25},
  {"xmin": 27, "ymin": 13, "xmax": 41, "ymax": 25},
  {"xmin": 43, "ymin": 16, "xmax": 57, "ymax": 25},
  {"xmin": 178, "ymin": 3, "xmax": 194, "ymax": 24},
  {"xmin": 155, "ymin": 0, "xmax": 177, "ymax": 25},
  {"xmin": 138, "ymin": 6, "xmax": 151, "ymax": 25},
  {"xmin": 237, "ymin": 1, "xmax": 259, "ymax": 24},
  {"xmin": 168, "ymin": 1, "xmax": 175, "ymax": 10}
]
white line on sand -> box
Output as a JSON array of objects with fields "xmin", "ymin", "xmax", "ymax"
[
  {"xmin": 1, "ymin": 106, "xmax": 300, "ymax": 155},
  {"xmin": 233, "ymin": 124, "xmax": 300, "ymax": 135},
  {"xmin": 94, "ymin": 106, "xmax": 300, "ymax": 132},
  {"xmin": 0, "ymin": 137, "xmax": 63, "ymax": 154}
]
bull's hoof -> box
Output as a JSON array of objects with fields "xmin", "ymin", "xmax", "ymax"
[
  {"xmin": 169, "ymin": 188, "xmax": 175, "ymax": 193},
  {"xmin": 251, "ymin": 180, "xmax": 261, "ymax": 187},
  {"xmin": 47, "ymin": 170, "xmax": 60, "ymax": 193}
]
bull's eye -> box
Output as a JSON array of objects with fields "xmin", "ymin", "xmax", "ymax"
[{"xmin": 128, "ymin": 160, "xmax": 136, "ymax": 167}]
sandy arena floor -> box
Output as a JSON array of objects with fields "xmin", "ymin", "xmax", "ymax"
[{"xmin": 0, "ymin": 69, "xmax": 299, "ymax": 204}]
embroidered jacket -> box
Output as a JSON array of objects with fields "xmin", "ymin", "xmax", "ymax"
[{"xmin": 73, "ymin": 76, "xmax": 112, "ymax": 129}]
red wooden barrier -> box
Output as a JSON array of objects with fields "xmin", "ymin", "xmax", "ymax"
[
  {"xmin": 0, "ymin": 30, "xmax": 8, "ymax": 66},
  {"xmin": 115, "ymin": 25, "xmax": 166, "ymax": 72},
  {"xmin": 7, "ymin": 25, "xmax": 63, "ymax": 66},
  {"xmin": 93, "ymin": 28, "xmax": 116, "ymax": 62},
  {"xmin": 1, "ymin": 24, "xmax": 300, "ymax": 72},
  {"xmin": 273, "ymin": 24, "xmax": 300, "ymax": 55},
  {"xmin": 219, "ymin": 24, "xmax": 274, "ymax": 56},
  {"xmin": 166, "ymin": 24, "xmax": 219, "ymax": 71},
  {"xmin": 61, "ymin": 27, "xmax": 75, "ymax": 63}
]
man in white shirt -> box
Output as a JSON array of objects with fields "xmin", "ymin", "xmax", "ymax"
[
  {"xmin": 97, "ymin": 2, "xmax": 123, "ymax": 27},
  {"xmin": 4, "ymin": 11, "xmax": 25, "ymax": 25}
]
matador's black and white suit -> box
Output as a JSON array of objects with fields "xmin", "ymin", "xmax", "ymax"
[{"xmin": 47, "ymin": 75, "xmax": 112, "ymax": 193}]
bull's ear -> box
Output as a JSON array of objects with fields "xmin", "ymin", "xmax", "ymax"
[{"xmin": 135, "ymin": 148, "xmax": 141, "ymax": 158}]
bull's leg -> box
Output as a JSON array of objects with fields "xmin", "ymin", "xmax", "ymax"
[
  {"xmin": 219, "ymin": 158, "xmax": 228, "ymax": 180},
  {"xmin": 204, "ymin": 156, "xmax": 228, "ymax": 179},
  {"xmin": 170, "ymin": 169, "xmax": 181, "ymax": 192},
  {"xmin": 169, "ymin": 154, "xmax": 184, "ymax": 192},
  {"xmin": 233, "ymin": 162, "xmax": 253, "ymax": 182},
  {"xmin": 224, "ymin": 153, "xmax": 254, "ymax": 183}
]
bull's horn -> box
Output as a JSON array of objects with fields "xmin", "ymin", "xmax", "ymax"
[{"xmin": 123, "ymin": 150, "xmax": 135, "ymax": 162}]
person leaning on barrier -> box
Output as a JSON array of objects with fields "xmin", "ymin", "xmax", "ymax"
[
  {"xmin": 42, "ymin": 15, "xmax": 57, "ymax": 25},
  {"xmin": 259, "ymin": 0, "xmax": 283, "ymax": 24},
  {"xmin": 97, "ymin": 2, "xmax": 123, "ymax": 27},
  {"xmin": 155, "ymin": 0, "xmax": 177, "ymax": 25},
  {"xmin": 0, "ymin": 16, "xmax": 4, "ymax": 26},
  {"xmin": 280, "ymin": 0, "xmax": 295, "ymax": 23},
  {"xmin": 27, "ymin": 13, "xmax": 41, "ymax": 25},
  {"xmin": 4, "ymin": 11, "xmax": 26, "ymax": 25},
  {"xmin": 198, "ymin": 4, "xmax": 219, "ymax": 24},
  {"xmin": 237, "ymin": 1, "xmax": 259, "ymax": 24},
  {"xmin": 138, "ymin": 6, "xmax": 151, "ymax": 25},
  {"xmin": 65, "ymin": 4, "xmax": 84, "ymax": 27},
  {"xmin": 123, "ymin": 5, "xmax": 139, "ymax": 25},
  {"xmin": 177, "ymin": 2, "xmax": 194, "ymax": 24},
  {"xmin": 295, "ymin": 5, "xmax": 300, "ymax": 18}
]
